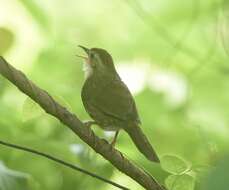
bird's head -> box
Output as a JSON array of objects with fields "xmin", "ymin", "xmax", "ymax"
[{"xmin": 77, "ymin": 45, "xmax": 116, "ymax": 78}]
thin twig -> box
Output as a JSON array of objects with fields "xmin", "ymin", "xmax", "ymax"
[
  {"xmin": 0, "ymin": 140, "xmax": 129, "ymax": 190},
  {"xmin": 0, "ymin": 56, "xmax": 164, "ymax": 190}
]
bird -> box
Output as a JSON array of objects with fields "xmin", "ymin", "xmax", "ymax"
[{"xmin": 77, "ymin": 45, "xmax": 160, "ymax": 163}]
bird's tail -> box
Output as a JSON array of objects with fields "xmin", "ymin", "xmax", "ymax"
[{"xmin": 125, "ymin": 124, "xmax": 160, "ymax": 163}]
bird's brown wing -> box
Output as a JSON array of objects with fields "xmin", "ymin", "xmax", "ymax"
[{"xmin": 90, "ymin": 78, "xmax": 141, "ymax": 124}]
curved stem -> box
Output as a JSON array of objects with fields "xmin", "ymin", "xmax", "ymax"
[{"xmin": 0, "ymin": 140, "xmax": 129, "ymax": 190}]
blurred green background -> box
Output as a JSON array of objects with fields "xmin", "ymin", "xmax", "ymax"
[{"xmin": 0, "ymin": 0, "xmax": 229, "ymax": 190}]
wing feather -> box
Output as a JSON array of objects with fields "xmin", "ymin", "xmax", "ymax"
[{"xmin": 88, "ymin": 78, "xmax": 140, "ymax": 124}]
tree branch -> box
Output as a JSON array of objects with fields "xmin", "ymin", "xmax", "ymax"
[
  {"xmin": 0, "ymin": 56, "xmax": 164, "ymax": 190},
  {"xmin": 0, "ymin": 140, "xmax": 129, "ymax": 190}
]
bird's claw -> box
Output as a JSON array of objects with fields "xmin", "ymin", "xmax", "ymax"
[
  {"xmin": 110, "ymin": 130, "xmax": 119, "ymax": 147},
  {"xmin": 111, "ymin": 140, "xmax": 116, "ymax": 147},
  {"xmin": 83, "ymin": 120, "xmax": 97, "ymax": 128}
]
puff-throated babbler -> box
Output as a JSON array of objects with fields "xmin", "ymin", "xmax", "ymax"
[{"xmin": 78, "ymin": 46, "xmax": 159, "ymax": 163}]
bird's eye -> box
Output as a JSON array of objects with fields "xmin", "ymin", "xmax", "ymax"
[{"xmin": 90, "ymin": 53, "xmax": 95, "ymax": 59}]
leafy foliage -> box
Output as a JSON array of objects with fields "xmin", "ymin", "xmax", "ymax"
[
  {"xmin": 161, "ymin": 155, "xmax": 190, "ymax": 175},
  {"xmin": 0, "ymin": 28, "xmax": 14, "ymax": 55},
  {"xmin": 0, "ymin": 0, "xmax": 228, "ymax": 189},
  {"xmin": 161, "ymin": 155, "xmax": 194, "ymax": 190},
  {"xmin": 165, "ymin": 174, "xmax": 195, "ymax": 190},
  {"xmin": 0, "ymin": 162, "xmax": 31, "ymax": 190}
]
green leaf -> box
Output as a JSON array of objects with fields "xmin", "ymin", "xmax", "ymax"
[
  {"xmin": 0, "ymin": 28, "xmax": 14, "ymax": 55},
  {"xmin": 0, "ymin": 161, "xmax": 30, "ymax": 190},
  {"xmin": 161, "ymin": 155, "xmax": 189, "ymax": 174},
  {"xmin": 22, "ymin": 97, "xmax": 43, "ymax": 121},
  {"xmin": 165, "ymin": 174, "xmax": 195, "ymax": 190}
]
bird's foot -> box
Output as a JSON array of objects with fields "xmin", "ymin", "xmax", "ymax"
[
  {"xmin": 110, "ymin": 130, "xmax": 119, "ymax": 147},
  {"xmin": 83, "ymin": 120, "xmax": 97, "ymax": 128},
  {"xmin": 111, "ymin": 139, "xmax": 116, "ymax": 147}
]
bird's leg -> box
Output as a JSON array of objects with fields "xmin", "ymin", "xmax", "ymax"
[
  {"xmin": 83, "ymin": 120, "xmax": 97, "ymax": 128},
  {"xmin": 111, "ymin": 130, "xmax": 119, "ymax": 147}
]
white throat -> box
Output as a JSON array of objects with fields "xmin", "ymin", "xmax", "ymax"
[{"xmin": 83, "ymin": 63, "xmax": 93, "ymax": 79}]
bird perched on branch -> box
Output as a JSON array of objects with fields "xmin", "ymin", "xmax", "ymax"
[{"xmin": 78, "ymin": 45, "xmax": 160, "ymax": 163}]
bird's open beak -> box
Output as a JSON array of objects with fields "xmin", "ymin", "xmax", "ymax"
[
  {"xmin": 78, "ymin": 45, "xmax": 90, "ymax": 55},
  {"xmin": 76, "ymin": 45, "xmax": 90, "ymax": 60}
]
